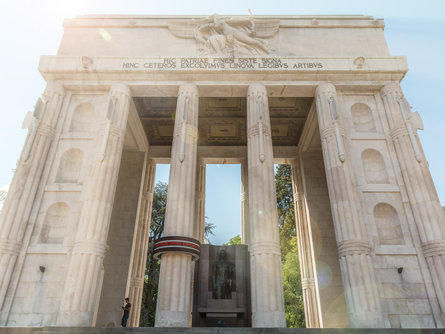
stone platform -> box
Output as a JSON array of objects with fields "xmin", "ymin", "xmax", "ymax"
[{"xmin": 0, "ymin": 328, "xmax": 444, "ymax": 334}]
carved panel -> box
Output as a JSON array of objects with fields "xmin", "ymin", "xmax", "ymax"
[
  {"xmin": 362, "ymin": 149, "xmax": 389, "ymax": 184},
  {"xmin": 56, "ymin": 148, "xmax": 84, "ymax": 183},
  {"xmin": 374, "ymin": 203, "xmax": 404, "ymax": 245},
  {"xmin": 39, "ymin": 202, "xmax": 70, "ymax": 244},
  {"xmin": 134, "ymin": 96, "xmax": 312, "ymax": 147},
  {"xmin": 351, "ymin": 102, "xmax": 376, "ymax": 133},
  {"xmin": 70, "ymin": 102, "xmax": 94, "ymax": 132}
]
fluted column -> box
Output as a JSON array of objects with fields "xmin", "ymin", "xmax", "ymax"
[
  {"xmin": 290, "ymin": 157, "xmax": 321, "ymax": 328},
  {"xmin": 195, "ymin": 159, "xmax": 206, "ymax": 243},
  {"xmin": 127, "ymin": 158, "xmax": 156, "ymax": 327},
  {"xmin": 57, "ymin": 84, "xmax": 131, "ymax": 326},
  {"xmin": 241, "ymin": 160, "xmax": 250, "ymax": 245},
  {"xmin": 381, "ymin": 83, "xmax": 445, "ymax": 324},
  {"xmin": 155, "ymin": 84, "xmax": 199, "ymax": 327},
  {"xmin": 0, "ymin": 82, "xmax": 65, "ymax": 314},
  {"xmin": 315, "ymin": 83, "xmax": 384, "ymax": 327},
  {"xmin": 247, "ymin": 84, "xmax": 286, "ymax": 327}
]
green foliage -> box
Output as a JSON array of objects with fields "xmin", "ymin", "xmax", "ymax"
[
  {"xmin": 275, "ymin": 165, "xmax": 305, "ymax": 328},
  {"xmin": 223, "ymin": 234, "xmax": 242, "ymax": 245},
  {"xmin": 139, "ymin": 182, "xmax": 167, "ymax": 327},
  {"xmin": 282, "ymin": 237, "xmax": 305, "ymax": 327},
  {"xmin": 275, "ymin": 165, "xmax": 296, "ymax": 258}
]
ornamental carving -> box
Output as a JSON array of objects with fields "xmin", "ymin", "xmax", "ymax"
[{"xmin": 168, "ymin": 14, "xmax": 279, "ymax": 56}]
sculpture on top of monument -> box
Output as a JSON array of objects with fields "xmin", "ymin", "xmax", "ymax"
[{"xmin": 168, "ymin": 14, "xmax": 279, "ymax": 56}]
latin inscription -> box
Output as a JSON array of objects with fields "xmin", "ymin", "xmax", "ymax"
[{"xmin": 122, "ymin": 57, "xmax": 324, "ymax": 71}]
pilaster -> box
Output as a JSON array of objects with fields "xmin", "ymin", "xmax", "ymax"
[
  {"xmin": 195, "ymin": 158, "xmax": 206, "ymax": 243},
  {"xmin": 381, "ymin": 82, "xmax": 445, "ymax": 325},
  {"xmin": 57, "ymin": 83, "xmax": 131, "ymax": 326},
  {"xmin": 247, "ymin": 83, "xmax": 286, "ymax": 327},
  {"xmin": 155, "ymin": 84, "xmax": 199, "ymax": 327},
  {"xmin": 127, "ymin": 157, "xmax": 156, "ymax": 327},
  {"xmin": 290, "ymin": 157, "xmax": 321, "ymax": 328},
  {"xmin": 0, "ymin": 82, "xmax": 65, "ymax": 317},
  {"xmin": 315, "ymin": 82, "xmax": 385, "ymax": 327},
  {"xmin": 241, "ymin": 160, "xmax": 249, "ymax": 246}
]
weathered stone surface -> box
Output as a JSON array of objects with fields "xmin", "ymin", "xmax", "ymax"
[{"xmin": 1, "ymin": 13, "xmax": 444, "ymax": 330}]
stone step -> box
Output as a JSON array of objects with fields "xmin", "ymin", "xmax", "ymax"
[{"xmin": 0, "ymin": 328, "xmax": 444, "ymax": 334}]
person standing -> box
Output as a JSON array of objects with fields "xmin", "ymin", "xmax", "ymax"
[{"xmin": 121, "ymin": 297, "xmax": 131, "ymax": 327}]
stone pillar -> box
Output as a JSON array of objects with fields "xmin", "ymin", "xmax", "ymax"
[
  {"xmin": 381, "ymin": 83, "xmax": 445, "ymax": 323},
  {"xmin": 195, "ymin": 159, "xmax": 206, "ymax": 243},
  {"xmin": 57, "ymin": 84, "xmax": 131, "ymax": 326},
  {"xmin": 315, "ymin": 83, "xmax": 384, "ymax": 327},
  {"xmin": 0, "ymin": 82, "xmax": 65, "ymax": 312},
  {"xmin": 247, "ymin": 84, "xmax": 286, "ymax": 327},
  {"xmin": 290, "ymin": 157, "xmax": 321, "ymax": 328},
  {"xmin": 155, "ymin": 84, "xmax": 199, "ymax": 327},
  {"xmin": 127, "ymin": 158, "xmax": 156, "ymax": 327},
  {"xmin": 241, "ymin": 160, "xmax": 250, "ymax": 245}
]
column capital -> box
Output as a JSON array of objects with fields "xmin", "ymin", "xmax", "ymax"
[
  {"xmin": 380, "ymin": 82, "xmax": 402, "ymax": 98},
  {"xmin": 110, "ymin": 83, "xmax": 131, "ymax": 97},
  {"xmin": 315, "ymin": 82, "xmax": 336, "ymax": 98},
  {"xmin": 43, "ymin": 81, "xmax": 65, "ymax": 100},
  {"xmin": 178, "ymin": 83, "xmax": 198, "ymax": 96},
  {"xmin": 247, "ymin": 83, "xmax": 267, "ymax": 96}
]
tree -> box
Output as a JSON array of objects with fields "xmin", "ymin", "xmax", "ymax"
[
  {"xmin": 275, "ymin": 165, "xmax": 296, "ymax": 258},
  {"xmin": 275, "ymin": 164, "xmax": 305, "ymax": 328},
  {"xmin": 139, "ymin": 182, "xmax": 167, "ymax": 326},
  {"xmin": 282, "ymin": 237, "xmax": 305, "ymax": 327},
  {"xmin": 139, "ymin": 182, "xmax": 215, "ymax": 326},
  {"xmin": 223, "ymin": 234, "xmax": 241, "ymax": 245}
]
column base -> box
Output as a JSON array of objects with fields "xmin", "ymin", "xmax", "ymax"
[
  {"xmin": 57, "ymin": 311, "xmax": 93, "ymax": 326},
  {"xmin": 155, "ymin": 310, "xmax": 189, "ymax": 327},
  {"xmin": 252, "ymin": 310, "xmax": 286, "ymax": 328},
  {"xmin": 348, "ymin": 311, "xmax": 385, "ymax": 328}
]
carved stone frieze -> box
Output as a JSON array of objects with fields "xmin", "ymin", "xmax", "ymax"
[{"xmin": 168, "ymin": 14, "xmax": 279, "ymax": 56}]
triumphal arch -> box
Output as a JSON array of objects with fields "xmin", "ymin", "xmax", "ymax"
[{"xmin": 0, "ymin": 14, "xmax": 444, "ymax": 329}]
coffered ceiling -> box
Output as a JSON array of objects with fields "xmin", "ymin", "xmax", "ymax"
[{"xmin": 134, "ymin": 96, "xmax": 313, "ymax": 147}]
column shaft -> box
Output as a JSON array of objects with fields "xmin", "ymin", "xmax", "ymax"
[
  {"xmin": 127, "ymin": 158, "xmax": 156, "ymax": 327},
  {"xmin": 0, "ymin": 82, "xmax": 65, "ymax": 313},
  {"xmin": 195, "ymin": 159, "xmax": 206, "ymax": 243},
  {"xmin": 315, "ymin": 83, "xmax": 384, "ymax": 327},
  {"xmin": 155, "ymin": 84, "xmax": 199, "ymax": 327},
  {"xmin": 57, "ymin": 84, "xmax": 131, "ymax": 326},
  {"xmin": 241, "ymin": 160, "xmax": 250, "ymax": 245},
  {"xmin": 381, "ymin": 83, "xmax": 445, "ymax": 324},
  {"xmin": 247, "ymin": 84, "xmax": 286, "ymax": 327},
  {"xmin": 290, "ymin": 158, "xmax": 321, "ymax": 328}
]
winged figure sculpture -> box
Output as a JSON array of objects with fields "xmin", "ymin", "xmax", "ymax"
[{"xmin": 168, "ymin": 14, "xmax": 279, "ymax": 56}]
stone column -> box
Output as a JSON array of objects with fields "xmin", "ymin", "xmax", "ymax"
[
  {"xmin": 155, "ymin": 84, "xmax": 199, "ymax": 327},
  {"xmin": 195, "ymin": 159, "xmax": 206, "ymax": 243},
  {"xmin": 57, "ymin": 84, "xmax": 131, "ymax": 326},
  {"xmin": 315, "ymin": 83, "xmax": 384, "ymax": 327},
  {"xmin": 127, "ymin": 158, "xmax": 156, "ymax": 327},
  {"xmin": 241, "ymin": 160, "xmax": 250, "ymax": 245},
  {"xmin": 0, "ymin": 82, "xmax": 65, "ymax": 312},
  {"xmin": 381, "ymin": 83, "xmax": 445, "ymax": 323},
  {"xmin": 247, "ymin": 84, "xmax": 286, "ymax": 327},
  {"xmin": 290, "ymin": 157, "xmax": 321, "ymax": 328}
]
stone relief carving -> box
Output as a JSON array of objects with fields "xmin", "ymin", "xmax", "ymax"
[
  {"xmin": 374, "ymin": 203, "xmax": 404, "ymax": 245},
  {"xmin": 168, "ymin": 14, "xmax": 279, "ymax": 56},
  {"xmin": 351, "ymin": 102, "xmax": 376, "ymax": 133},
  {"xmin": 39, "ymin": 202, "xmax": 70, "ymax": 244},
  {"xmin": 56, "ymin": 148, "xmax": 84, "ymax": 183},
  {"xmin": 362, "ymin": 149, "xmax": 389, "ymax": 184}
]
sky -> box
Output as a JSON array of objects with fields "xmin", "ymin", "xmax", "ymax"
[{"xmin": 0, "ymin": 0, "xmax": 445, "ymax": 244}]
